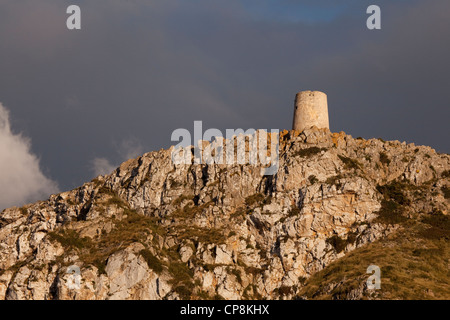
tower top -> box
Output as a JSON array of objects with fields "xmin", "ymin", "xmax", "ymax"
[{"xmin": 292, "ymin": 91, "xmax": 329, "ymax": 132}]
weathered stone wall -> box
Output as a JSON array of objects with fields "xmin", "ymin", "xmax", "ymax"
[{"xmin": 292, "ymin": 91, "xmax": 329, "ymax": 131}]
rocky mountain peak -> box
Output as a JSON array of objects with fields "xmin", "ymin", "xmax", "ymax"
[{"xmin": 0, "ymin": 127, "xmax": 449, "ymax": 300}]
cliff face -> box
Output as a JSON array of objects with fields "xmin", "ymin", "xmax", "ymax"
[{"xmin": 0, "ymin": 127, "xmax": 448, "ymax": 300}]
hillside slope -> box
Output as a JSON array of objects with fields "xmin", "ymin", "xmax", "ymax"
[{"xmin": 0, "ymin": 127, "xmax": 448, "ymax": 300}]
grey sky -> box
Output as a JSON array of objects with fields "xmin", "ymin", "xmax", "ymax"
[{"xmin": 0, "ymin": 0, "xmax": 449, "ymax": 205}]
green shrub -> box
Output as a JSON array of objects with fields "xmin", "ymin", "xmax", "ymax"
[
  {"xmin": 230, "ymin": 268, "xmax": 242, "ymax": 284},
  {"xmin": 294, "ymin": 147, "xmax": 327, "ymax": 158},
  {"xmin": 288, "ymin": 207, "xmax": 301, "ymax": 217},
  {"xmin": 376, "ymin": 181, "xmax": 411, "ymax": 206},
  {"xmin": 326, "ymin": 235, "xmax": 347, "ymax": 253},
  {"xmin": 441, "ymin": 186, "xmax": 450, "ymax": 199},
  {"xmin": 338, "ymin": 155, "xmax": 360, "ymax": 170},
  {"xmin": 379, "ymin": 152, "xmax": 391, "ymax": 165},
  {"xmin": 139, "ymin": 249, "xmax": 163, "ymax": 273},
  {"xmin": 173, "ymin": 194, "xmax": 193, "ymax": 206},
  {"xmin": 176, "ymin": 226, "xmax": 226, "ymax": 244},
  {"xmin": 419, "ymin": 212, "xmax": 450, "ymax": 240},
  {"xmin": 277, "ymin": 286, "xmax": 292, "ymax": 296},
  {"xmin": 106, "ymin": 195, "xmax": 127, "ymax": 208},
  {"xmin": 97, "ymin": 185, "xmax": 115, "ymax": 196},
  {"xmin": 230, "ymin": 206, "xmax": 248, "ymax": 219},
  {"xmin": 174, "ymin": 284, "xmax": 194, "ymax": 300},
  {"xmin": 326, "ymin": 232, "xmax": 358, "ymax": 254},
  {"xmin": 245, "ymin": 193, "xmax": 265, "ymax": 206},
  {"xmin": 48, "ymin": 229, "xmax": 93, "ymax": 250},
  {"xmin": 168, "ymin": 261, "xmax": 194, "ymax": 289},
  {"xmin": 325, "ymin": 174, "xmax": 343, "ymax": 188},
  {"xmin": 375, "ymin": 200, "xmax": 407, "ymax": 225},
  {"xmin": 346, "ymin": 232, "xmax": 358, "ymax": 245},
  {"xmin": 93, "ymin": 258, "xmax": 107, "ymax": 275},
  {"xmin": 244, "ymin": 265, "xmax": 264, "ymax": 277},
  {"xmin": 308, "ymin": 175, "xmax": 318, "ymax": 184},
  {"xmin": 171, "ymin": 180, "xmax": 183, "ymax": 188},
  {"xmin": 279, "ymin": 207, "xmax": 301, "ymax": 223}
]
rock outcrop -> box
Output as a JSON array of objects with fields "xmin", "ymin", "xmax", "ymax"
[{"xmin": 0, "ymin": 127, "xmax": 448, "ymax": 300}]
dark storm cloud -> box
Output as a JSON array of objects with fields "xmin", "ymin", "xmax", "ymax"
[
  {"xmin": 304, "ymin": 0, "xmax": 450, "ymax": 145},
  {"xmin": 0, "ymin": 0, "xmax": 448, "ymax": 196}
]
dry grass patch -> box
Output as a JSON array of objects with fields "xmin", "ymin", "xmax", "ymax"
[{"xmin": 298, "ymin": 223, "xmax": 450, "ymax": 300}]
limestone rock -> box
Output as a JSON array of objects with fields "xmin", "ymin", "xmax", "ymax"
[{"xmin": 0, "ymin": 127, "xmax": 448, "ymax": 300}]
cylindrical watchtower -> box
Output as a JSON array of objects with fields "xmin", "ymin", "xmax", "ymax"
[{"xmin": 292, "ymin": 91, "xmax": 329, "ymax": 131}]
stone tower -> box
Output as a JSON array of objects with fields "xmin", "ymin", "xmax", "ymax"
[{"xmin": 292, "ymin": 91, "xmax": 329, "ymax": 132}]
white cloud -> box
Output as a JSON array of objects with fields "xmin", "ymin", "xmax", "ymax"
[
  {"xmin": 91, "ymin": 157, "xmax": 117, "ymax": 177},
  {"xmin": 117, "ymin": 138, "xmax": 145, "ymax": 161},
  {"xmin": 91, "ymin": 138, "xmax": 144, "ymax": 177},
  {"xmin": 0, "ymin": 102, "xmax": 59, "ymax": 211}
]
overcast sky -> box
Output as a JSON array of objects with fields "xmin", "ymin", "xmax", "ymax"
[{"xmin": 0, "ymin": 0, "xmax": 449, "ymax": 210}]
